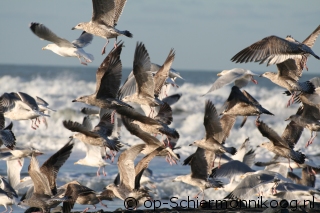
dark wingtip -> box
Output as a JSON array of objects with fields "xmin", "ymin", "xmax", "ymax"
[
  {"xmin": 123, "ymin": 30, "xmax": 133, "ymax": 38},
  {"xmin": 29, "ymin": 22, "xmax": 39, "ymax": 33}
]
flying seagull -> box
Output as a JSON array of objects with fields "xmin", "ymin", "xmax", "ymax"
[
  {"xmin": 72, "ymin": 0, "xmax": 132, "ymax": 54},
  {"xmin": 203, "ymin": 68, "xmax": 258, "ymax": 95},
  {"xmin": 231, "ymin": 25, "xmax": 320, "ymax": 70},
  {"xmin": 30, "ymin": 22, "xmax": 94, "ymax": 65}
]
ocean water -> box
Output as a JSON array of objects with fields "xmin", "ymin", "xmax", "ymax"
[{"xmin": 0, "ymin": 64, "xmax": 319, "ymax": 212}]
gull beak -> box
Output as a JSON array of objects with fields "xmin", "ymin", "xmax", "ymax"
[
  {"xmin": 259, "ymin": 74, "xmax": 263, "ymax": 77},
  {"xmin": 35, "ymin": 152, "xmax": 44, "ymax": 156},
  {"xmin": 71, "ymin": 27, "xmax": 76, "ymax": 30},
  {"xmin": 217, "ymin": 72, "xmax": 222, "ymax": 76},
  {"xmin": 284, "ymin": 117, "xmax": 290, "ymax": 121},
  {"xmin": 42, "ymin": 47, "xmax": 46, "ymax": 50},
  {"xmin": 256, "ymin": 145, "xmax": 260, "ymax": 148},
  {"xmin": 72, "ymin": 99, "xmax": 77, "ymax": 102},
  {"xmin": 189, "ymin": 144, "xmax": 193, "ymax": 146},
  {"xmin": 69, "ymin": 136, "xmax": 73, "ymax": 139}
]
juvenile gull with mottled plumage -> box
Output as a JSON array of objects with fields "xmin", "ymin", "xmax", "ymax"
[{"xmin": 72, "ymin": 0, "xmax": 132, "ymax": 54}]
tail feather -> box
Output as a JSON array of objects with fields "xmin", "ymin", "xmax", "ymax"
[
  {"xmin": 159, "ymin": 127, "xmax": 179, "ymax": 139},
  {"xmin": 261, "ymin": 107, "xmax": 274, "ymax": 115},
  {"xmin": 225, "ymin": 146, "xmax": 237, "ymax": 155},
  {"xmin": 207, "ymin": 180, "xmax": 224, "ymax": 188},
  {"xmin": 299, "ymin": 81, "xmax": 315, "ymax": 94},
  {"xmin": 290, "ymin": 150, "xmax": 306, "ymax": 164},
  {"xmin": 122, "ymin": 30, "xmax": 133, "ymax": 38}
]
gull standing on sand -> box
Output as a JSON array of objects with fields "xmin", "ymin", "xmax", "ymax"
[
  {"xmin": 29, "ymin": 22, "xmax": 94, "ymax": 65},
  {"xmin": 231, "ymin": 25, "xmax": 320, "ymax": 70},
  {"xmin": 203, "ymin": 68, "xmax": 258, "ymax": 95},
  {"xmin": 72, "ymin": 0, "xmax": 132, "ymax": 55}
]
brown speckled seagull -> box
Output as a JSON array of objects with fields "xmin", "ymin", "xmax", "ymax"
[{"xmin": 72, "ymin": 0, "xmax": 132, "ymax": 54}]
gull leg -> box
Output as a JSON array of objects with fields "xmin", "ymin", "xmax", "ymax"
[
  {"xmin": 101, "ymin": 39, "xmax": 109, "ymax": 55},
  {"xmin": 110, "ymin": 110, "xmax": 116, "ymax": 124},
  {"xmin": 286, "ymin": 91, "xmax": 296, "ymax": 107},
  {"xmin": 218, "ymin": 155, "xmax": 222, "ymax": 168},
  {"xmin": 9, "ymin": 206, "xmax": 13, "ymax": 213},
  {"xmin": 306, "ymin": 132, "xmax": 316, "ymax": 148},
  {"xmin": 97, "ymin": 197, "xmax": 108, "ymax": 208},
  {"xmin": 166, "ymin": 136, "xmax": 172, "ymax": 148},
  {"xmin": 102, "ymin": 166, "xmax": 107, "ymax": 176},
  {"xmin": 77, "ymin": 55, "xmax": 87, "ymax": 66},
  {"xmin": 193, "ymin": 190, "xmax": 202, "ymax": 199},
  {"xmin": 82, "ymin": 207, "xmax": 90, "ymax": 213},
  {"xmin": 96, "ymin": 167, "xmax": 101, "ymax": 177},
  {"xmin": 288, "ymin": 159, "xmax": 293, "ymax": 172},
  {"xmin": 211, "ymin": 155, "xmax": 217, "ymax": 168},
  {"xmin": 31, "ymin": 120, "xmax": 36, "ymax": 130}
]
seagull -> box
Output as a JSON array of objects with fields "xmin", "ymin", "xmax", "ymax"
[
  {"xmin": 63, "ymin": 114, "xmax": 122, "ymax": 154},
  {"xmin": 0, "ymin": 92, "xmax": 50, "ymax": 129},
  {"xmin": 260, "ymin": 71, "xmax": 315, "ymax": 107},
  {"xmin": 0, "ymin": 112, "xmax": 16, "ymax": 150},
  {"xmin": 0, "ymin": 175, "xmax": 19, "ymax": 213},
  {"xmin": 203, "ymin": 68, "xmax": 258, "ymax": 95},
  {"xmin": 189, "ymin": 100, "xmax": 237, "ymax": 167},
  {"xmin": 285, "ymin": 105, "xmax": 320, "ymax": 148},
  {"xmin": 105, "ymin": 144, "xmax": 152, "ymax": 208},
  {"xmin": 121, "ymin": 42, "xmax": 163, "ymax": 112},
  {"xmin": 29, "ymin": 22, "xmax": 94, "ymax": 65},
  {"xmin": 224, "ymin": 170, "xmax": 288, "ymax": 200},
  {"xmin": 221, "ymin": 86, "xmax": 273, "ymax": 126},
  {"xmin": 121, "ymin": 115, "xmax": 179, "ymax": 164},
  {"xmin": 117, "ymin": 64, "xmax": 182, "ymax": 101},
  {"xmin": 57, "ymin": 180, "xmax": 112, "ymax": 213},
  {"xmin": 231, "ymin": 25, "xmax": 320, "ymax": 70},
  {"xmin": 256, "ymin": 120, "xmax": 306, "ymax": 171},
  {"xmin": 72, "ymin": 0, "xmax": 132, "ymax": 55},
  {"xmin": 173, "ymin": 148, "xmax": 224, "ymax": 200},
  {"xmin": 72, "ymin": 42, "xmax": 124, "ymax": 109},
  {"xmin": 17, "ymin": 146, "xmax": 74, "ymax": 213},
  {"xmin": 74, "ymin": 143, "xmax": 109, "ymax": 177}
]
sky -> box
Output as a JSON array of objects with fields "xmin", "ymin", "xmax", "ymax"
[{"xmin": 1, "ymin": 0, "xmax": 320, "ymax": 73}]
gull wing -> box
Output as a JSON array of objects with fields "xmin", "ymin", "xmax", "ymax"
[{"xmin": 29, "ymin": 22, "xmax": 73, "ymax": 47}]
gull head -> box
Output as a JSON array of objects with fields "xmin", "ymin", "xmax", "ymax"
[
  {"xmin": 285, "ymin": 114, "xmax": 298, "ymax": 121},
  {"xmin": 105, "ymin": 183, "xmax": 116, "ymax": 191},
  {"xmin": 259, "ymin": 142, "xmax": 273, "ymax": 150},
  {"xmin": 260, "ymin": 72, "xmax": 275, "ymax": 79},
  {"xmin": 72, "ymin": 95, "xmax": 89, "ymax": 104},
  {"xmin": 72, "ymin": 22, "xmax": 85, "ymax": 30},
  {"xmin": 189, "ymin": 140, "xmax": 201, "ymax": 147},
  {"xmin": 172, "ymin": 176, "xmax": 183, "ymax": 182},
  {"xmin": 74, "ymin": 159, "xmax": 85, "ymax": 165},
  {"xmin": 121, "ymin": 95, "xmax": 132, "ymax": 103},
  {"xmin": 42, "ymin": 44, "xmax": 56, "ymax": 51}
]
